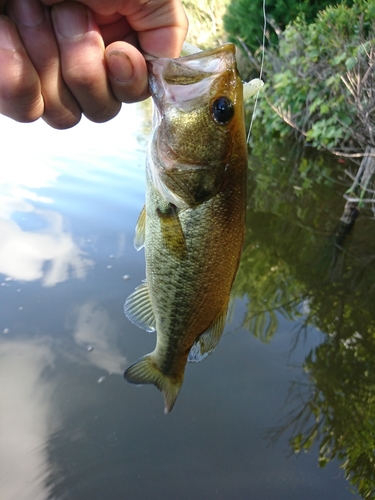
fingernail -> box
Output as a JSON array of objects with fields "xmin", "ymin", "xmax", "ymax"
[
  {"xmin": 52, "ymin": 2, "xmax": 88, "ymax": 39},
  {"xmin": 0, "ymin": 16, "xmax": 22, "ymax": 50},
  {"xmin": 8, "ymin": 0, "xmax": 46, "ymax": 28},
  {"xmin": 107, "ymin": 51, "xmax": 134, "ymax": 84}
]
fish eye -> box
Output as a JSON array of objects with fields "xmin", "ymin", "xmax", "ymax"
[{"xmin": 211, "ymin": 97, "xmax": 234, "ymax": 124}]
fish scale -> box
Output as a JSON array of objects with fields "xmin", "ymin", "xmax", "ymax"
[{"xmin": 124, "ymin": 44, "xmax": 249, "ymax": 413}]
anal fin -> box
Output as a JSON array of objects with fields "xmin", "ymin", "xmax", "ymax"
[{"xmin": 188, "ymin": 306, "xmax": 228, "ymax": 363}]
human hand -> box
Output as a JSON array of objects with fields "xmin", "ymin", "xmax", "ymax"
[{"xmin": 0, "ymin": 0, "xmax": 187, "ymax": 128}]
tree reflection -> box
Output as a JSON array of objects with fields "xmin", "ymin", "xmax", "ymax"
[{"xmin": 233, "ymin": 134, "xmax": 375, "ymax": 498}]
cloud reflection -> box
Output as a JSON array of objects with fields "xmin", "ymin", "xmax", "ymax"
[
  {"xmin": 0, "ymin": 339, "xmax": 58, "ymax": 500},
  {"xmin": 73, "ymin": 302, "xmax": 127, "ymax": 375},
  {"xmin": 0, "ymin": 105, "xmax": 145, "ymax": 287},
  {"xmin": 0, "ymin": 194, "xmax": 93, "ymax": 286}
]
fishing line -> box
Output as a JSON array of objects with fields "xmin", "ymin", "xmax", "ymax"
[{"xmin": 247, "ymin": 0, "xmax": 266, "ymax": 144}]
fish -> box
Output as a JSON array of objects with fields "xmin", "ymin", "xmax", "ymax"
[{"xmin": 124, "ymin": 43, "xmax": 257, "ymax": 414}]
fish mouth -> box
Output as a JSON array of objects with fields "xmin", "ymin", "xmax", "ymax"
[
  {"xmin": 147, "ymin": 44, "xmax": 237, "ymax": 109},
  {"xmin": 148, "ymin": 44, "xmax": 236, "ymax": 79}
]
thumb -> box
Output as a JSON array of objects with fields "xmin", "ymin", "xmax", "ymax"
[{"xmin": 105, "ymin": 41, "xmax": 149, "ymax": 103}]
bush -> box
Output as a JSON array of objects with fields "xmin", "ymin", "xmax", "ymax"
[
  {"xmin": 223, "ymin": 0, "xmax": 352, "ymax": 53},
  {"xmin": 255, "ymin": 0, "xmax": 375, "ymax": 154}
]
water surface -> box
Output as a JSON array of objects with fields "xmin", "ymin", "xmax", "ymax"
[{"xmin": 1, "ymin": 104, "xmax": 370, "ymax": 499}]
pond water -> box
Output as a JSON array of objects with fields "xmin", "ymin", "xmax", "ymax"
[{"xmin": 1, "ymin": 101, "xmax": 372, "ymax": 499}]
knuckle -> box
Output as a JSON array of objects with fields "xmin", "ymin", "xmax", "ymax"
[
  {"xmin": 43, "ymin": 108, "xmax": 82, "ymax": 129},
  {"xmin": 111, "ymin": 80, "xmax": 149, "ymax": 104},
  {"xmin": 0, "ymin": 57, "xmax": 42, "ymax": 121},
  {"xmin": 63, "ymin": 65, "xmax": 95, "ymax": 90},
  {"xmin": 85, "ymin": 100, "xmax": 121, "ymax": 123},
  {"xmin": 0, "ymin": 89, "xmax": 43, "ymax": 122}
]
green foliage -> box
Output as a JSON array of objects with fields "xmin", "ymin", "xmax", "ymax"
[
  {"xmin": 224, "ymin": 0, "xmax": 351, "ymax": 53},
  {"xmin": 225, "ymin": 2, "xmax": 375, "ymax": 492},
  {"xmin": 256, "ymin": 0, "xmax": 375, "ymax": 153},
  {"xmin": 291, "ymin": 328, "xmax": 375, "ymax": 498},
  {"xmin": 232, "ymin": 135, "xmax": 339, "ymax": 342},
  {"xmin": 234, "ymin": 133, "xmax": 375, "ymax": 497}
]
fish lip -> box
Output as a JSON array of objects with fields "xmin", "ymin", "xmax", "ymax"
[
  {"xmin": 146, "ymin": 43, "xmax": 235, "ymax": 68},
  {"xmin": 147, "ymin": 43, "xmax": 237, "ymax": 105}
]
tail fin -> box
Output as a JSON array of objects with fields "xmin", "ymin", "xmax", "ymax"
[{"xmin": 124, "ymin": 355, "xmax": 183, "ymax": 414}]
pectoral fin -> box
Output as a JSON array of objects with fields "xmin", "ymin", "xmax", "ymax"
[
  {"xmin": 188, "ymin": 307, "xmax": 228, "ymax": 363},
  {"xmin": 157, "ymin": 204, "xmax": 187, "ymax": 258},
  {"xmin": 124, "ymin": 281, "xmax": 156, "ymax": 332},
  {"xmin": 134, "ymin": 205, "xmax": 146, "ymax": 251}
]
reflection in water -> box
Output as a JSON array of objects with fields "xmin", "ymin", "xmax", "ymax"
[
  {"xmin": 233, "ymin": 136, "xmax": 375, "ymax": 498},
  {"xmin": 0, "ymin": 195, "xmax": 93, "ymax": 285},
  {"xmin": 0, "ymin": 141, "xmax": 94, "ymax": 286},
  {"xmin": 1, "ymin": 105, "xmax": 365, "ymax": 499},
  {"xmin": 0, "ymin": 340, "xmax": 58, "ymax": 500},
  {"xmin": 73, "ymin": 302, "xmax": 127, "ymax": 374},
  {"xmin": 0, "ymin": 106, "xmax": 144, "ymax": 287}
]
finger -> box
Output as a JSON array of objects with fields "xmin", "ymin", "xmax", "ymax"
[
  {"xmin": 8, "ymin": 0, "xmax": 81, "ymax": 129},
  {"xmin": 97, "ymin": 14, "xmax": 133, "ymax": 46},
  {"xmin": 51, "ymin": 1, "xmax": 121, "ymax": 123},
  {"xmin": 0, "ymin": 15, "xmax": 43, "ymax": 122},
  {"xmin": 124, "ymin": 0, "xmax": 188, "ymax": 58},
  {"xmin": 105, "ymin": 42, "xmax": 149, "ymax": 103},
  {"xmin": 42, "ymin": 0, "xmax": 188, "ymax": 57}
]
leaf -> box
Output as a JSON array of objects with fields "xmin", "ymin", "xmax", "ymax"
[
  {"xmin": 332, "ymin": 52, "xmax": 347, "ymax": 65},
  {"xmin": 345, "ymin": 56, "xmax": 357, "ymax": 71},
  {"xmin": 326, "ymin": 75, "xmax": 339, "ymax": 87}
]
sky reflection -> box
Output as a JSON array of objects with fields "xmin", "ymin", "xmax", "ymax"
[
  {"xmin": 0, "ymin": 197, "xmax": 93, "ymax": 285},
  {"xmin": 73, "ymin": 301, "xmax": 127, "ymax": 375},
  {"xmin": 0, "ymin": 339, "xmax": 58, "ymax": 500},
  {"xmin": 0, "ymin": 104, "xmax": 144, "ymax": 287}
]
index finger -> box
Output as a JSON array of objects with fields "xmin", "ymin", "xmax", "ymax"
[
  {"xmin": 122, "ymin": 0, "xmax": 188, "ymax": 58},
  {"xmin": 42, "ymin": 0, "xmax": 188, "ymax": 57},
  {"xmin": 0, "ymin": 15, "xmax": 44, "ymax": 122}
]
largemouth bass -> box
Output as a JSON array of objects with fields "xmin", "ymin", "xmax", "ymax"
[{"xmin": 124, "ymin": 44, "xmax": 250, "ymax": 413}]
